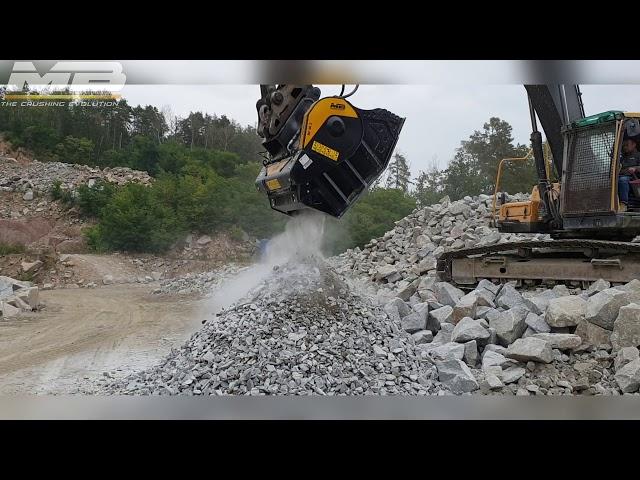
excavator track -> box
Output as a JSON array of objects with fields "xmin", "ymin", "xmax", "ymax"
[{"xmin": 437, "ymin": 239, "xmax": 640, "ymax": 286}]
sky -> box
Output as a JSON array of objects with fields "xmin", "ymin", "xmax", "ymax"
[{"xmin": 119, "ymin": 84, "xmax": 640, "ymax": 176}]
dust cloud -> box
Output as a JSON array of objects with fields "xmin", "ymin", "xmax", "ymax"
[{"xmin": 206, "ymin": 209, "xmax": 328, "ymax": 313}]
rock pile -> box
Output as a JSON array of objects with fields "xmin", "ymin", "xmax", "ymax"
[
  {"xmin": 0, "ymin": 275, "xmax": 40, "ymax": 318},
  {"xmin": 98, "ymin": 194, "xmax": 640, "ymax": 396},
  {"xmin": 331, "ymin": 194, "xmax": 545, "ymax": 298},
  {"xmin": 98, "ymin": 259, "xmax": 447, "ymax": 396},
  {"xmin": 0, "ymin": 156, "xmax": 152, "ymax": 196}
]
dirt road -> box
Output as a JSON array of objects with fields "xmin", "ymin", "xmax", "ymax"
[{"xmin": 0, "ymin": 284, "xmax": 207, "ymax": 394}]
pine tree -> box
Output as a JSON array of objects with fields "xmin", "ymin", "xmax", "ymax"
[{"xmin": 385, "ymin": 152, "xmax": 411, "ymax": 192}]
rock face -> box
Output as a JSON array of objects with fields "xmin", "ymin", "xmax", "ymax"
[
  {"xmin": 506, "ymin": 337, "xmax": 553, "ymax": 363},
  {"xmin": 575, "ymin": 319, "xmax": 612, "ymax": 348},
  {"xmin": 546, "ymin": 296, "xmax": 587, "ymax": 327},
  {"xmin": 452, "ymin": 295, "xmax": 478, "ymax": 325},
  {"xmin": 435, "ymin": 282, "xmax": 465, "ymax": 307},
  {"xmin": 586, "ymin": 288, "xmax": 632, "ymax": 331},
  {"xmin": 451, "ymin": 317, "xmax": 490, "ymax": 343},
  {"xmin": 489, "ymin": 307, "xmax": 527, "ymax": 346},
  {"xmin": 435, "ymin": 359, "xmax": 479, "ymax": 394},
  {"xmin": 610, "ymin": 303, "xmax": 640, "ymax": 351}
]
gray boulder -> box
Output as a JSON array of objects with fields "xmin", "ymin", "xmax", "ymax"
[
  {"xmin": 611, "ymin": 303, "xmax": 640, "ymax": 351},
  {"xmin": 489, "ymin": 306, "xmax": 528, "ymax": 346},
  {"xmin": 451, "ymin": 316, "xmax": 490, "ymax": 343},
  {"xmin": 587, "ymin": 279, "xmax": 611, "ymax": 296},
  {"xmin": 575, "ymin": 319, "xmax": 611, "ymax": 349},
  {"xmin": 411, "ymin": 330, "xmax": 433, "ymax": 345},
  {"xmin": 506, "ymin": 337, "xmax": 553, "ymax": 363},
  {"xmin": 525, "ymin": 313, "xmax": 551, "ymax": 333},
  {"xmin": 436, "ymin": 359, "xmax": 479, "ymax": 394},
  {"xmin": 531, "ymin": 333, "xmax": 582, "ymax": 350},
  {"xmin": 614, "ymin": 358, "xmax": 640, "ymax": 393},
  {"xmin": 546, "ymin": 296, "xmax": 586, "ymax": 327},
  {"xmin": 434, "ymin": 282, "xmax": 465, "ymax": 307},
  {"xmin": 614, "ymin": 347, "xmax": 639, "ymax": 372},
  {"xmin": 586, "ymin": 288, "xmax": 631, "ymax": 331},
  {"xmin": 463, "ymin": 340, "xmax": 478, "ymax": 367},
  {"xmin": 452, "ymin": 294, "xmax": 478, "ymax": 324},
  {"xmin": 401, "ymin": 312, "xmax": 427, "ymax": 334}
]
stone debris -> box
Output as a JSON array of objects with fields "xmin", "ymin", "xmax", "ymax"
[
  {"xmin": 93, "ymin": 194, "xmax": 640, "ymax": 396},
  {"xmin": 0, "ymin": 275, "xmax": 39, "ymax": 318},
  {"xmin": 0, "ymin": 156, "xmax": 152, "ymax": 194}
]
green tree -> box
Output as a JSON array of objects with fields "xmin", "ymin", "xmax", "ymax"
[
  {"xmin": 414, "ymin": 156, "xmax": 443, "ymax": 207},
  {"xmin": 385, "ymin": 152, "xmax": 412, "ymax": 192},
  {"xmin": 93, "ymin": 183, "xmax": 181, "ymax": 252},
  {"xmin": 440, "ymin": 117, "xmax": 534, "ymax": 199}
]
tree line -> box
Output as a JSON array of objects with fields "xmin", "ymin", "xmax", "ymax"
[{"xmin": 0, "ymin": 92, "xmax": 539, "ymax": 254}]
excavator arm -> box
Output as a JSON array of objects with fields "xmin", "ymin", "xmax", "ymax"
[{"xmin": 254, "ymin": 85, "xmax": 405, "ymax": 218}]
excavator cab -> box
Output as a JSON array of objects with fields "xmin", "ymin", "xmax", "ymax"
[
  {"xmin": 496, "ymin": 110, "xmax": 640, "ymax": 240},
  {"xmin": 255, "ymin": 85, "xmax": 405, "ymax": 218}
]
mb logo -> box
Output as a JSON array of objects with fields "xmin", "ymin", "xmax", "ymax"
[{"xmin": 7, "ymin": 62, "xmax": 126, "ymax": 91}]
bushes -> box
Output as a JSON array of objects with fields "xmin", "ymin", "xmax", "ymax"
[
  {"xmin": 90, "ymin": 183, "xmax": 181, "ymax": 253},
  {"xmin": 76, "ymin": 180, "xmax": 117, "ymax": 217}
]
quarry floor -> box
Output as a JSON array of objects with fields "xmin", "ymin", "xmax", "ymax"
[{"xmin": 0, "ymin": 284, "xmax": 207, "ymax": 394}]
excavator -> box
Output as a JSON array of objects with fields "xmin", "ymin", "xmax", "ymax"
[{"xmin": 254, "ymin": 83, "xmax": 640, "ymax": 286}]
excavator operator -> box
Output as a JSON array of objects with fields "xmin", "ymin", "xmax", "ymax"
[{"xmin": 618, "ymin": 136, "xmax": 640, "ymax": 211}]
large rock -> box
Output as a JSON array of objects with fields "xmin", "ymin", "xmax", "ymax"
[
  {"xmin": 102, "ymin": 274, "xmax": 114, "ymax": 285},
  {"xmin": 496, "ymin": 284, "xmax": 540, "ymax": 313},
  {"xmin": 614, "ymin": 347, "xmax": 639, "ymax": 372},
  {"xmin": 525, "ymin": 313, "xmax": 550, "ymax": 333},
  {"xmin": 611, "ymin": 303, "xmax": 640, "ymax": 351},
  {"xmin": 0, "ymin": 301, "xmax": 20, "ymax": 318},
  {"xmin": 546, "ymin": 296, "xmax": 586, "ymax": 327},
  {"xmin": 432, "ymin": 322, "xmax": 454, "ymax": 345},
  {"xmin": 383, "ymin": 297, "xmax": 411, "ymax": 321},
  {"xmin": 529, "ymin": 289, "xmax": 560, "ymax": 313},
  {"xmin": 401, "ymin": 312, "xmax": 427, "ymax": 334},
  {"xmin": 196, "ymin": 235, "xmax": 212, "ymax": 245},
  {"xmin": 452, "ymin": 295, "xmax": 478, "ymax": 325},
  {"xmin": 586, "ymin": 288, "xmax": 632, "ymax": 331},
  {"xmin": 489, "ymin": 306, "xmax": 528, "ymax": 346},
  {"xmin": 436, "ymin": 359, "xmax": 479, "ymax": 394},
  {"xmin": 434, "ymin": 282, "xmax": 464, "ymax": 307},
  {"xmin": 375, "ymin": 265, "xmax": 399, "ymax": 282},
  {"xmin": 15, "ymin": 286, "xmax": 39, "ymax": 309},
  {"xmin": 463, "ymin": 340, "xmax": 478, "ymax": 367},
  {"xmin": 614, "ymin": 358, "xmax": 640, "ymax": 393},
  {"xmin": 411, "ymin": 330, "xmax": 433, "ymax": 345},
  {"xmin": 531, "ymin": 333, "xmax": 582, "ymax": 350},
  {"xmin": 20, "ymin": 260, "xmax": 42, "ymax": 273},
  {"xmin": 428, "ymin": 305, "xmax": 452, "ymax": 331},
  {"xmin": 575, "ymin": 319, "xmax": 611, "ymax": 348},
  {"xmin": 587, "ymin": 279, "xmax": 611, "ymax": 296},
  {"xmin": 451, "ymin": 317, "xmax": 490, "ymax": 343},
  {"xmin": 477, "ymin": 279, "xmax": 500, "ymax": 296},
  {"xmin": 397, "ymin": 279, "xmax": 419, "ymax": 301},
  {"xmin": 506, "ymin": 337, "xmax": 553, "ymax": 363},
  {"xmin": 482, "ymin": 350, "xmax": 508, "ymax": 371},
  {"xmin": 426, "ymin": 342, "xmax": 465, "ymax": 361},
  {"xmin": 502, "ymin": 366, "xmax": 526, "ymax": 384}
]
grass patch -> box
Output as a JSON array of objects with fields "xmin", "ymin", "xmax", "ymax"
[{"xmin": 0, "ymin": 243, "xmax": 26, "ymax": 255}]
